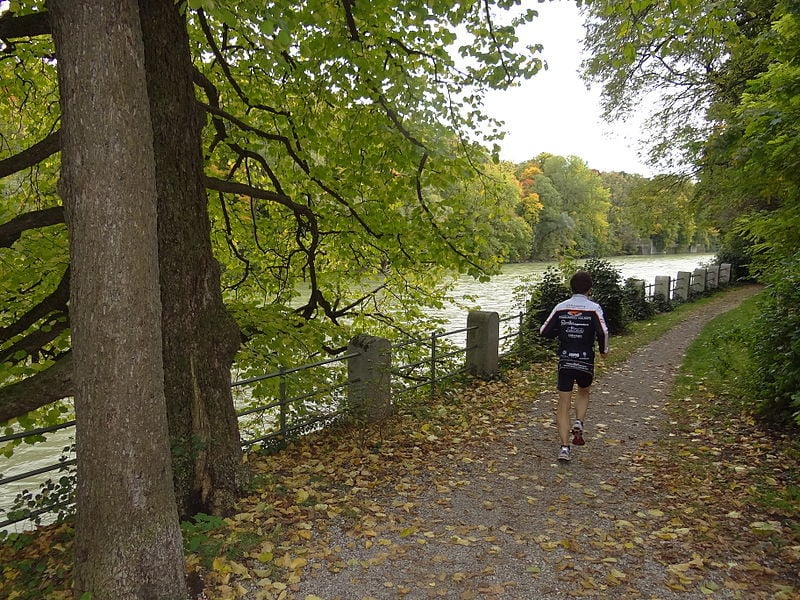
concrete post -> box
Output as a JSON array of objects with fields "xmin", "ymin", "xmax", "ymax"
[
  {"xmin": 347, "ymin": 334, "xmax": 393, "ymax": 422},
  {"xmin": 674, "ymin": 271, "xmax": 691, "ymax": 302},
  {"xmin": 466, "ymin": 310, "xmax": 499, "ymax": 379},
  {"xmin": 691, "ymin": 268, "xmax": 707, "ymax": 295},
  {"xmin": 628, "ymin": 278, "xmax": 646, "ymax": 297},
  {"xmin": 707, "ymin": 264, "xmax": 719, "ymax": 289},
  {"xmin": 719, "ymin": 263, "xmax": 732, "ymax": 285},
  {"xmin": 654, "ymin": 275, "xmax": 671, "ymax": 301}
]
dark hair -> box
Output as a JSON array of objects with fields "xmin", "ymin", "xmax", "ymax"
[{"xmin": 570, "ymin": 271, "xmax": 593, "ymax": 294}]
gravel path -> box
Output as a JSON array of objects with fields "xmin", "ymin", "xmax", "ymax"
[{"xmin": 288, "ymin": 286, "xmax": 764, "ymax": 600}]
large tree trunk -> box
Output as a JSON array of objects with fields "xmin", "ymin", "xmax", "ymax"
[
  {"xmin": 138, "ymin": 0, "xmax": 245, "ymax": 518},
  {"xmin": 49, "ymin": 0, "xmax": 187, "ymax": 598}
]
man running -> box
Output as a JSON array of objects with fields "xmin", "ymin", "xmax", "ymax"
[{"xmin": 540, "ymin": 271, "xmax": 609, "ymax": 462}]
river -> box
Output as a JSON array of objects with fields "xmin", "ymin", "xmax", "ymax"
[
  {"xmin": 436, "ymin": 253, "xmax": 717, "ymax": 342},
  {"xmin": 0, "ymin": 253, "xmax": 716, "ymax": 531}
]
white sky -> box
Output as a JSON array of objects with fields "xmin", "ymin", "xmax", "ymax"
[{"xmin": 482, "ymin": 0, "xmax": 653, "ymax": 176}]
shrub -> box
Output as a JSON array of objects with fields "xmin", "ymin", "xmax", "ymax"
[
  {"xmin": 747, "ymin": 253, "xmax": 800, "ymax": 425},
  {"xmin": 622, "ymin": 277, "xmax": 655, "ymax": 322},
  {"xmin": 582, "ymin": 257, "xmax": 626, "ymax": 335}
]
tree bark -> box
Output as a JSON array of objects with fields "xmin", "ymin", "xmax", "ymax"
[
  {"xmin": 49, "ymin": 0, "xmax": 187, "ymax": 598},
  {"xmin": 138, "ymin": 0, "xmax": 244, "ymax": 518}
]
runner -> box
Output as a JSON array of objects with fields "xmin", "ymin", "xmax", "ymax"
[{"xmin": 539, "ymin": 271, "xmax": 609, "ymax": 462}]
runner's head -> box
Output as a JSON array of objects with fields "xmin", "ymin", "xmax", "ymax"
[{"xmin": 570, "ymin": 271, "xmax": 592, "ymax": 294}]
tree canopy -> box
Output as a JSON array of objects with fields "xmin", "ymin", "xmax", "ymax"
[{"xmin": 1, "ymin": 0, "xmax": 541, "ymax": 432}]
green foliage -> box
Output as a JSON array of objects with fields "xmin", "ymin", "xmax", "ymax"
[
  {"xmin": 581, "ymin": 257, "xmax": 626, "ymax": 335},
  {"xmin": 512, "ymin": 267, "xmax": 569, "ymax": 360},
  {"xmin": 581, "ymin": 0, "xmax": 746, "ymax": 168},
  {"xmin": 181, "ymin": 513, "xmax": 228, "ymax": 566},
  {"xmin": 181, "ymin": 512, "xmax": 269, "ymax": 569},
  {"xmin": 2, "ymin": 442, "xmax": 75, "ymax": 527},
  {"xmin": 746, "ymin": 254, "xmax": 800, "ymax": 424},
  {"xmin": 715, "ymin": 230, "xmax": 756, "ymax": 283},
  {"xmin": 621, "ymin": 277, "xmax": 655, "ymax": 322},
  {"xmin": 1, "ymin": 0, "xmax": 545, "ymax": 450}
]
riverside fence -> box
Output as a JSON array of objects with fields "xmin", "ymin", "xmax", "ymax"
[{"xmin": 0, "ymin": 263, "xmax": 733, "ymax": 529}]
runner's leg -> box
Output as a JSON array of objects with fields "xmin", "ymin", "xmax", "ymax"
[
  {"xmin": 557, "ymin": 390, "xmax": 572, "ymax": 447},
  {"xmin": 574, "ymin": 385, "xmax": 591, "ymax": 423}
]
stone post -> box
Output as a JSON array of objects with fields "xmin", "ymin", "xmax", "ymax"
[
  {"xmin": 347, "ymin": 334, "xmax": 393, "ymax": 421},
  {"xmin": 719, "ymin": 263, "xmax": 732, "ymax": 285},
  {"xmin": 654, "ymin": 275, "xmax": 671, "ymax": 301},
  {"xmin": 674, "ymin": 271, "xmax": 691, "ymax": 302},
  {"xmin": 691, "ymin": 268, "xmax": 707, "ymax": 295},
  {"xmin": 466, "ymin": 310, "xmax": 499, "ymax": 379},
  {"xmin": 707, "ymin": 264, "xmax": 720, "ymax": 289},
  {"xmin": 628, "ymin": 278, "xmax": 646, "ymax": 298}
]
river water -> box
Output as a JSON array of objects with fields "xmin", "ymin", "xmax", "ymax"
[
  {"xmin": 0, "ymin": 253, "xmax": 716, "ymax": 531},
  {"xmin": 436, "ymin": 253, "xmax": 716, "ymax": 343}
]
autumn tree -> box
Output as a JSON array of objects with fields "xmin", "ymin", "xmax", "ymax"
[
  {"xmin": 522, "ymin": 153, "xmax": 611, "ymax": 259},
  {"xmin": 515, "ymin": 163, "xmax": 544, "ymax": 258}
]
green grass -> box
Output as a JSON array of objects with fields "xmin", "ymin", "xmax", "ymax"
[
  {"xmin": 669, "ymin": 290, "xmax": 800, "ymax": 526},
  {"xmin": 674, "ymin": 292, "xmax": 761, "ymax": 412}
]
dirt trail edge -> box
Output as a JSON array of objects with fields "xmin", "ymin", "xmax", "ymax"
[{"xmin": 288, "ymin": 285, "xmax": 778, "ymax": 600}]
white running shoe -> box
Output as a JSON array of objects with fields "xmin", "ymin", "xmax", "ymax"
[{"xmin": 558, "ymin": 445, "xmax": 571, "ymax": 462}]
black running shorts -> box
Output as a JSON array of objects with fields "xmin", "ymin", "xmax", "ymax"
[{"xmin": 557, "ymin": 367, "xmax": 593, "ymax": 392}]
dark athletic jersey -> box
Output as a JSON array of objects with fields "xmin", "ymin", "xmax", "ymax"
[{"xmin": 539, "ymin": 294, "xmax": 609, "ymax": 373}]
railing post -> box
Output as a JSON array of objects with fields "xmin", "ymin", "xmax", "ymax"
[
  {"xmin": 707, "ymin": 264, "xmax": 720, "ymax": 289},
  {"xmin": 628, "ymin": 278, "xmax": 646, "ymax": 301},
  {"xmin": 347, "ymin": 334, "xmax": 394, "ymax": 422},
  {"xmin": 654, "ymin": 275, "xmax": 671, "ymax": 301},
  {"xmin": 430, "ymin": 333, "xmax": 437, "ymax": 397},
  {"xmin": 466, "ymin": 310, "xmax": 499, "ymax": 379},
  {"xmin": 279, "ymin": 366, "xmax": 287, "ymax": 439},
  {"xmin": 691, "ymin": 268, "xmax": 707, "ymax": 295},
  {"xmin": 674, "ymin": 271, "xmax": 691, "ymax": 301},
  {"xmin": 719, "ymin": 263, "xmax": 732, "ymax": 285}
]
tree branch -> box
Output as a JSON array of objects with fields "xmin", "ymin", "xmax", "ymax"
[
  {"xmin": 0, "ymin": 354, "xmax": 73, "ymax": 425},
  {"xmin": 0, "ymin": 131, "xmax": 61, "ymax": 179},
  {"xmin": 0, "ymin": 266, "xmax": 69, "ymax": 343},
  {"xmin": 481, "ymin": 0, "xmax": 514, "ymax": 86},
  {"xmin": 204, "ymin": 175, "xmax": 300, "ymax": 209},
  {"xmin": 0, "ymin": 10, "xmax": 51, "ymax": 41},
  {"xmin": 0, "ymin": 206, "xmax": 64, "ymax": 248},
  {"xmin": 0, "ymin": 318, "xmax": 69, "ymax": 364},
  {"xmin": 341, "ymin": 0, "xmax": 360, "ymax": 42}
]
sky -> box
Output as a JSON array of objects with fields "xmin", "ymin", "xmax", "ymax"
[{"xmin": 482, "ymin": 1, "xmax": 654, "ymax": 176}]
